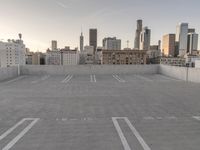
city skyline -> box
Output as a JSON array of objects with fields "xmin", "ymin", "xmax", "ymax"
[{"xmin": 0, "ymin": 0, "xmax": 200, "ymax": 51}]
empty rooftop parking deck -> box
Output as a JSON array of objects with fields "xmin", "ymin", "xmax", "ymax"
[{"xmin": 0, "ymin": 65, "xmax": 200, "ymax": 150}]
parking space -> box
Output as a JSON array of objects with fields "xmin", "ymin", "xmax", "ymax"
[
  {"xmin": 0, "ymin": 74, "xmax": 183, "ymax": 86},
  {"xmin": 0, "ymin": 116, "xmax": 200, "ymax": 150},
  {"xmin": 0, "ymin": 74, "xmax": 200, "ymax": 149}
]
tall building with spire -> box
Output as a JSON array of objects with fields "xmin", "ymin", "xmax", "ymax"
[
  {"xmin": 80, "ymin": 32, "xmax": 84, "ymax": 52},
  {"xmin": 134, "ymin": 20, "xmax": 143, "ymax": 49}
]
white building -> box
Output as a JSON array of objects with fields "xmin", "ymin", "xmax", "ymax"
[
  {"xmin": 61, "ymin": 49, "xmax": 79, "ymax": 65},
  {"xmin": 176, "ymin": 23, "xmax": 188, "ymax": 56},
  {"xmin": 46, "ymin": 47, "xmax": 79, "ymax": 65},
  {"xmin": 102, "ymin": 37, "xmax": 121, "ymax": 50},
  {"xmin": 0, "ymin": 39, "xmax": 26, "ymax": 68},
  {"xmin": 81, "ymin": 46, "xmax": 94, "ymax": 64},
  {"xmin": 46, "ymin": 50, "xmax": 61, "ymax": 65},
  {"xmin": 140, "ymin": 27, "xmax": 151, "ymax": 50}
]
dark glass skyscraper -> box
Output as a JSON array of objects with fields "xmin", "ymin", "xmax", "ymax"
[
  {"xmin": 134, "ymin": 20, "xmax": 143, "ymax": 49},
  {"xmin": 89, "ymin": 29, "xmax": 97, "ymax": 54}
]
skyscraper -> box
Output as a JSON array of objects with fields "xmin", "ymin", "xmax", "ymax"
[
  {"xmin": 187, "ymin": 33, "xmax": 198, "ymax": 54},
  {"xmin": 176, "ymin": 23, "xmax": 188, "ymax": 56},
  {"xmin": 51, "ymin": 40, "xmax": 57, "ymax": 51},
  {"xmin": 134, "ymin": 20, "xmax": 143, "ymax": 49},
  {"xmin": 89, "ymin": 29, "xmax": 97, "ymax": 55},
  {"xmin": 188, "ymin": 28, "xmax": 195, "ymax": 33},
  {"xmin": 162, "ymin": 34, "xmax": 175, "ymax": 57},
  {"xmin": 102, "ymin": 37, "xmax": 121, "ymax": 50},
  {"xmin": 80, "ymin": 32, "xmax": 84, "ymax": 52},
  {"xmin": 140, "ymin": 27, "xmax": 151, "ymax": 50}
]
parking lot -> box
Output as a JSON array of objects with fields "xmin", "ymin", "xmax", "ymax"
[{"xmin": 0, "ymin": 74, "xmax": 200, "ymax": 150}]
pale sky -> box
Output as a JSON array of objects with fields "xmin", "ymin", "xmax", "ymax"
[{"xmin": 0, "ymin": 0, "xmax": 200, "ymax": 52}]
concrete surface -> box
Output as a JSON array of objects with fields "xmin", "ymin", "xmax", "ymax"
[
  {"xmin": 21, "ymin": 65, "xmax": 159, "ymax": 75},
  {"xmin": 159, "ymin": 64, "xmax": 200, "ymax": 83},
  {"xmin": 0, "ymin": 66, "xmax": 18, "ymax": 82},
  {"xmin": 0, "ymin": 74, "xmax": 200, "ymax": 150}
]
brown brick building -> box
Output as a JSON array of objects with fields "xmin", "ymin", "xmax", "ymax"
[{"xmin": 102, "ymin": 49, "xmax": 147, "ymax": 65}]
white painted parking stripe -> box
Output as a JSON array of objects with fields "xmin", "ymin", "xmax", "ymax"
[
  {"xmin": 155, "ymin": 75, "xmax": 180, "ymax": 81},
  {"xmin": 0, "ymin": 118, "xmax": 26, "ymax": 141},
  {"xmin": 112, "ymin": 117, "xmax": 151, "ymax": 150},
  {"xmin": 112, "ymin": 117, "xmax": 131, "ymax": 150},
  {"xmin": 156, "ymin": 117, "xmax": 163, "ymax": 120},
  {"xmin": 4, "ymin": 76, "xmax": 26, "ymax": 84},
  {"xmin": 124, "ymin": 117, "xmax": 151, "ymax": 150},
  {"xmin": 113, "ymin": 75, "xmax": 125, "ymax": 82},
  {"xmin": 31, "ymin": 75, "xmax": 50, "ymax": 84},
  {"xmin": 117, "ymin": 75, "xmax": 125, "ymax": 82},
  {"xmin": 192, "ymin": 116, "xmax": 200, "ymax": 121},
  {"xmin": 143, "ymin": 117, "xmax": 155, "ymax": 120},
  {"xmin": 41, "ymin": 75, "xmax": 50, "ymax": 81},
  {"xmin": 90, "ymin": 75, "xmax": 93, "ymax": 82},
  {"xmin": 90, "ymin": 75, "xmax": 97, "ymax": 83},
  {"xmin": 93, "ymin": 75, "xmax": 96, "ymax": 82},
  {"xmin": 166, "ymin": 116, "xmax": 177, "ymax": 120},
  {"xmin": 2, "ymin": 118, "xmax": 39, "ymax": 150},
  {"xmin": 62, "ymin": 75, "xmax": 71, "ymax": 83},
  {"xmin": 62, "ymin": 75, "xmax": 73, "ymax": 83},
  {"xmin": 135, "ymin": 75, "xmax": 153, "ymax": 82}
]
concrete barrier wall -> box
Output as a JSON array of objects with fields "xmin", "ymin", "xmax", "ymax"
[
  {"xmin": 0, "ymin": 66, "xmax": 18, "ymax": 81},
  {"xmin": 159, "ymin": 65, "xmax": 187, "ymax": 81},
  {"xmin": 159, "ymin": 65, "xmax": 200, "ymax": 83},
  {"xmin": 188, "ymin": 68, "xmax": 200, "ymax": 83},
  {"xmin": 1, "ymin": 65, "xmax": 200, "ymax": 83},
  {"xmin": 21, "ymin": 65, "xmax": 159, "ymax": 75}
]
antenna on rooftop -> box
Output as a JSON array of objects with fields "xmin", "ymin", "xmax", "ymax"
[{"xmin": 81, "ymin": 26, "xmax": 83, "ymax": 35}]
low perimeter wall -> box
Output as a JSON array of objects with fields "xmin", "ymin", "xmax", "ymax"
[
  {"xmin": 21, "ymin": 65, "xmax": 159, "ymax": 75},
  {"xmin": 0, "ymin": 66, "xmax": 18, "ymax": 82},
  {"xmin": 1, "ymin": 65, "xmax": 200, "ymax": 83},
  {"xmin": 159, "ymin": 65, "xmax": 200, "ymax": 83}
]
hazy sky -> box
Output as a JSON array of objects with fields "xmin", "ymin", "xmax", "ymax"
[{"xmin": 0, "ymin": 0, "xmax": 200, "ymax": 52}]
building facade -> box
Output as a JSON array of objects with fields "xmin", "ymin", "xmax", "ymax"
[
  {"xmin": 0, "ymin": 40, "xmax": 26, "ymax": 68},
  {"xmin": 187, "ymin": 33, "xmax": 198, "ymax": 54},
  {"xmin": 46, "ymin": 50, "xmax": 61, "ymax": 65},
  {"xmin": 162, "ymin": 34, "xmax": 176, "ymax": 57},
  {"xmin": 51, "ymin": 40, "xmax": 58, "ymax": 51},
  {"xmin": 89, "ymin": 29, "xmax": 97, "ymax": 54},
  {"xmin": 61, "ymin": 49, "xmax": 79, "ymax": 65},
  {"xmin": 140, "ymin": 27, "xmax": 151, "ymax": 50},
  {"xmin": 134, "ymin": 19, "xmax": 143, "ymax": 49},
  {"xmin": 81, "ymin": 46, "xmax": 94, "ymax": 64},
  {"xmin": 26, "ymin": 52, "xmax": 40, "ymax": 65},
  {"xmin": 102, "ymin": 37, "xmax": 121, "ymax": 50},
  {"xmin": 102, "ymin": 49, "xmax": 147, "ymax": 65},
  {"xmin": 160, "ymin": 57, "xmax": 186, "ymax": 66},
  {"xmin": 176, "ymin": 23, "xmax": 188, "ymax": 56},
  {"xmin": 26, "ymin": 52, "xmax": 46, "ymax": 65},
  {"xmin": 80, "ymin": 32, "xmax": 84, "ymax": 52}
]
